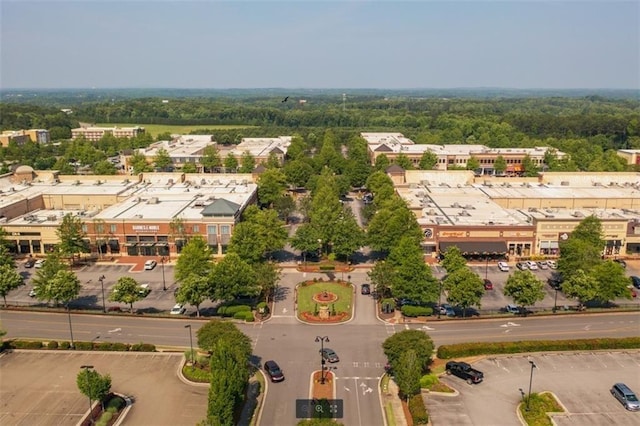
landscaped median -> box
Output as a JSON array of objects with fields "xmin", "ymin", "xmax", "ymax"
[{"xmin": 296, "ymin": 279, "xmax": 353, "ymax": 323}]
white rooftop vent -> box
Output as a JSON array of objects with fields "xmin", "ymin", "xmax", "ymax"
[
  {"xmin": 572, "ymin": 211, "xmax": 584, "ymax": 218},
  {"xmin": 147, "ymin": 197, "xmax": 159, "ymax": 204},
  {"xmin": 560, "ymin": 181, "xmax": 570, "ymax": 186},
  {"xmin": 135, "ymin": 214, "xmax": 143, "ymax": 219}
]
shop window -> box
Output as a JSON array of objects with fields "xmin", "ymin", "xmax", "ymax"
[
  {"xmin": 221, "ymin": 225, "xmax": 230, "ymax": 235},
  {"xmin": 193, "ymin": 225, "xmax": 200, "ymax": 233},
  {"xmin": 126, "ymin": 245, "xmax": 139, "ymax": 256},
  {"xmin": 126, "ymin": 235, "xmax": 138, "ymax": 243},
  {"xmin": 110, "ymin": 224, "xmax": 117, "ymax": 233}
]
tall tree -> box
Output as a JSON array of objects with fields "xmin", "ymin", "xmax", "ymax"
[
  {"xmin": 493, "ymin": 155, "xmax": 507, "ymax": 174},
  {"xmin": 0, "ymin": 245, "xmax": 15, "ymax": 268},
  {"xmin": 239, "ymin": 150, "xmax": 256, "ymax": 173},
  {"xmin": 201, "ymin": 145, "xmax": 221, "ymax": 172},
  {"xmin": 394, "ymin": 153, "xmax": 413, "ymax": 170},
  {"xmin": 466, "ymin": 156, "xmax": 480, "ymax": 171},
  {"xmin": 56, "ymin": 213, "xmax": 89, "ymax": 264},
  {"xmin": 38, "ymin": 269, "xmax": 81, "ymax": 307},
  {"xmin": 196, "ymin": 320, "xmax": 252, "ymax": 354},
  {"xmin": 209, "ymin": 253, "xmax": 258, "ymax": 302},
  {"xmin": 0, "ymin": 264, "xmax": 24, "ymax": 307},
  {"xmin": 175, "ymin": 273, "xmax": 210, "ymax": 317},
  {"xmin": 273, "ymin": 194, "xmax": 296, "ymax": 223},
  {"xmin": 382, "ymin": 329, "xmax": 434, "ymax": 373},
  {"xmin": 77, "ymin": 368, "xmax": 112, "ymax": 410},
  {"xmin": 32, "ymin": 250, "xmax": 66, "ymax": 290},
  {"xmin": 153, "ymin": 148, "xmax": 172, "ymax": 171},
  {"xmin": 224, "ymin": 153, "xmax": 238, "ymax": 172},
  {"xmin": 440, "ymin": 246, "xmax": 467, "ymax": 274},
  {"xmin": 395, "ymin": 350, "xmax": 421, "ymax": 399},
  {"xmin": 367, "ymin": 197, "xmax": 423, "ymax": 252},
  {"xmin": 561, "ymin": 269, "xmax": 598, "ymax": 309},
  {"xmin": 419, "ymin": 150, "xmax": 439, "ymax": 170},
  {"xmin": 109, "ymin": 276, "xmax": 146, "ymax": 313},
  {"xmin": 592, "ymin": 261, "xmax": 632, "ymax": 304},
  {"xmin": 257, "ymin": 168, "xmax": 288, "ymax": 207},
  {"xmin": 388, "ymin": 237, "xmax": 438, "ymax": 304},
  {"xmin": 331, "ymin": 208, "xmax": 366, "ymax": 261},
  {"xmin": 253, "ymin": 261, "xmax": 282, "ymax": 303},
  {"xmin": 442, "ymin": 267, "xmax": 485, "ymax": 317},
  {"xmin": 367, "ymin": 260, "xmax": 395, "ymax": 299},
  {"xmin": 175, "ymin": 236, "xmax": 213, "ymax": 283},
  {"xmin": 129, "ymin": 151, "xmax": 151, "ymax": 174},
  {"xmin": 290, "ymin": 223, "xmax": 322, "ymax": 263},
  {"xmin": 283, "ymin": 159, "xmax": 314, "ymax": 188},
  {"xmin": 503, "ymin": 270, "xmax": 545, "ymax": 314}
]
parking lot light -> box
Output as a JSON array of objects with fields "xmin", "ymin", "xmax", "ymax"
[
  {"xmin": 184, "ymin": 324, "xmax": 194, "ymax": 370},
  {"xmin": 98, "ymin": 275, "xmax": 106, "ymax": 313},
  {"xmin": 315, "ymin": 336, "xmax": 330, "ymax": 384},
  {"xmin": 527, "ymin": 361, "xmax": 537, "ymax": 411}
]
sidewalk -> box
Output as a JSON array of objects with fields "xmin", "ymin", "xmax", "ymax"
[{"xmin": 384, "ymin": 378, "xmax": 408, "ymax": 426}]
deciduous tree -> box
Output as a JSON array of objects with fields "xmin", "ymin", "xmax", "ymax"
[
  {"xmin": 443, "ymin": 267, "xmax": 485, "ymax": 317},
  {"xmin": 56, "ymin": 213, "xmax": 89, "ymax": 264},
  {"xmin": 382, "ymin": 330, "xmax": 434, "ymax": 374},
  {"xmin": 109, "ymin": 276, "xmax": 145, "ymax": 313},
  {"xmin": 0, "ymin": 264, "xmax": 24, "ymax": 307},
  {"xmin": 419, "ymin": 150, "xmax": 439, "ymax": 170},
  {"xmin": 503, "ymin": 270, "xmax": 545, "ymax": 314},
  {"xmin": 77, "ymin": 368, "xmax": 112, "ymax": 410},
  {"xmin": 209, "ymin": 253, "xmax": 258, "ymax": 302},
  {"xmin": 175, "ymin": 236, "xmax": 213, "ymax": 282},
  {"xmin": 175, "ymin": 273, "xmax": 210, "ymax": 317}
]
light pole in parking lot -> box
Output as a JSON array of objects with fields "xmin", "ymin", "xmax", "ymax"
[
  {"xmin": 553, "ymin": 287, "xmax": 558, "ymax": 314},
  {"xmin": 161, "ymin": 256, "xmax": 167, "ymax": 291},
  {"xmin": 527, "ymin": 360, "xmax": 537, "ymax": 411},
  {"xmin": 315, "ymin": 336, "xmax": 330, "ymax": 384},
  {"xmin": 437, "ymin": 280, "xmax": 443, "ymax": 319},
  {"xmin": 184, "ymin": 324, "xmax": 194, "ymax": 370},
  {"xmin": 98, "ymin": 275, "xmax": 106, "ymax": 313},
  {"xmin": 81, "ymin": 365, "xmax": 95, "ymax": 424},
  {"xmin": 518, "ymin": 388, "xmax": 525, "ymax": 405},
  {"xmin": 485, "ymin": 256, "xmax": 489, "ymax": 280}
]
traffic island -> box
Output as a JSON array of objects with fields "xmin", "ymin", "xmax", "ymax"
[{"xmin": 311, "ymin": 370, "xmax": 335, "ymax": 400}]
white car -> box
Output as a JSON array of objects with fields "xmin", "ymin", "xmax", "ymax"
[
  {"xmin": 170, "ymin": 304, "xmax": 186, "ymax": 315},
  {"xmin": 497, "ymin": 261, "xmax": 510, "ymax": 272},
  {"xmin": 537, "ymin": 261, "xmax": 549, "ymax": 270},
  {"xmin": 547, "ymin": 260, "xmax": 557, "ymax": 269},
  {"xmin": 34, "ymin": 259, "xmax": 46, "ymax": 269},
  {"xmin": 138, "ymin": 283, "xmax": 151, "ymax": 296},
  {"xmin": 526, "ymin": 261, "xmax": 538, "ymax": 270},
  {"xmin": 144, "ymin": 260, "xmax": 157, "ymax": 270}
]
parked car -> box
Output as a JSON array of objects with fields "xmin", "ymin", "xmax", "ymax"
[
  {"xmin": 537, "ymin": 261, "xmax": 548, "ymax": 270},
  {"xmin": 526, "ymin": 261, "xmax": 538, "ymax": 270},
  {"xmin": 505, "ymin": 304, "xmax": 520, "ymax": 314},
  {"xmin": 630, "ymin": 276, "xmax": 640, "ymax": 290},
  {"xmin": 138, "ymin": 283, "xmax": 151, "ymax": 296},
  {"xmin": 516, "ymin": 262, "xmax": 528, "ymax": 270},
  {"xmin": 437, "ymin": 303, "xmax": 455, "ymax": 317},
  {"xmin": 320, "ymin": 348, "xmax": 340, "ymax": 363},
  {"xmin": 497, "ymin": 261, "xmax": 510, "ymax": 272},
  {"xmin": 264, "ymin": 360, "xmax": 285, "ymax": 382},
  {"xmin": 144, "ymin": 260, "xmax": 157, "ymax": 270},
  {"xmin": 29, "ymin": 288, "xmax": 37, "ymax": 297},
  {"xmin": 483, "ymin": 279, "xmax": 493, "ymax": 290},
  {"xmin": 24, "ymin": 258, "xmax": 36, "ymax": 268},
  {"xmin": 614, "ymin": 259, "xmax": 627, "ymax": 269},
  {"xmin": 361, "ymin": 283, "xmax": 371, "ymax": 295},
  {"xmin": 34, "ymin": 259, "xmax": 45, "ymax": 269},
  {"xmin": 445, "ymin": 361, "xmax": 484, "ymax": 384},
  {"xmin": 546, "ymin": 260, "xmax": 558, "ymax": 269},
  {"xmin": 548, "ymin": 277, "xmax": 563, "ymax": 290},
  {"xmin": 170, "ymin": 303, "xmax": 186, "ymax": 315},
  {"xmin": 610, "ymin": 383, "xmax": 640, "ymax": 411}
]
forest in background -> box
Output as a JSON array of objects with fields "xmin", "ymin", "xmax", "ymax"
[{"xmin": 0, "ymin": 89, "xmax": 639, "ymax": 175}]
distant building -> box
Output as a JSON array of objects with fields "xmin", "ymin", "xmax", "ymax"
[
  {"xmin": 72, "ymin": 126, "xmax": 145, "ymax": 142},
  {"xmin": 361, "ymin": 132, "xmax": 566, "ymax": 175},
  {"xmin": 617, "ymin": 149, "xmax": 640, "ymax": 166},
  {"xmin": 0, "ymin": 129, "xmax": 50, "ymax": 147}
]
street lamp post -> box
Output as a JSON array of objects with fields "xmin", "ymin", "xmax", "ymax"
[
  {"xmin": 553, "ymin": 288, "xmax": 558, "ymax": 314},
  {"xmin": 527, "ymin": 361, "xmax": 537, "ymax": 411},
  {"xmin": 519, "ymin": 388, "xmax": 526, "ymax": 405},
  {"xmin": 437, "ymin": 281, "xmax": 443, "ymax": 319},
  {"xmin": 81, "ymin": 365, "xmax": 94, "ymax": 424},
  {"xmin": 98, "ymin": 275, "xmax": 106, "ymax": 313},
  {"xmin": 315, "ymin": 336, "xmax": 330, "ymax": 385},
  {"xmin": 184, "ymin": 324, "xmax": 194, "ymax": 370},
  {"xmin": 67, "ymin": 303, "xmax": 75, "ymax": 349},
  {"xmin": 485, "ymin": 257, "xmax": 489, "ymax": 280},
  {"xmin": 161, "ymin": 256, "xmax": 167, "ymax": 291}
]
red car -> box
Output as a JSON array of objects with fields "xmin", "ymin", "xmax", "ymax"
[{"xmin": 483, "ymin": 279, "xmax": 493, "ymax": 290}]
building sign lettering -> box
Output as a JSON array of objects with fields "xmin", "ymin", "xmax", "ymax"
[
  {"xmin": 440, "ymin": 231, "xmax": 465, "ymax": 238},
  {"xmin": 131, "ymin": 225, "xmax": 160, "ymax": 232}
]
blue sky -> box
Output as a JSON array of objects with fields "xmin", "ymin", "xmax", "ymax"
[{"xmin": 1, "ymin": 1, "xmax": 638, "ymax": 89}]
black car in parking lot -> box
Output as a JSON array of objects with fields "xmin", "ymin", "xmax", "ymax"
[
  {"xmin": 630, "ymin": 276, "xmax": 640, "ymax": 290},
  {"xmin": 264, "ymin": 360, "xmax": 285, "ymax": 382},
  {"xmin": 24, "ymin": 258, "xmax": 36, "ymax": 268}
]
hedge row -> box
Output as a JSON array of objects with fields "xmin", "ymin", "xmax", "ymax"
[
  {"xmin": 233, "ymin": 311, "xmax": 255, "ymax": 322},
  {"xmin": 437, "ymin": 337, "xmax": 640, "ymax": 359},
  {"xmin": 217, "ymin": 305, "xmax": 251, "ymax": 317},
  {"xmin": 319, "ymin": 265, "xmax": 335, "ymax": 271},
  {"xmin": 401, "ymin": 306, "xmax": 433, "ymax": 317},
  {"xmin": 408, "ymin": 394, "xmax": 429, "ymax": 425},
  {"xmin": 4, "ymin": 340, "xmax": 156, "ymax": 352}
]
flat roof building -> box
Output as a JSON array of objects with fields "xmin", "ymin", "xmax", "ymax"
[{"xmin": 72, "ymin": 126, "xmax": 145, "ymax": 142}]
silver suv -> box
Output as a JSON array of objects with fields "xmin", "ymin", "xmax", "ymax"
[{"xmin": 611, "ymin": 383, "xmax": 640, "ymax": 411}]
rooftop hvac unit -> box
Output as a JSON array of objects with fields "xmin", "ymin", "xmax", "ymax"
[
  {"xmin": 451, "ymin": 202, "xmax": 461, "ymax": 208},
  {"xmin": 194, "ymin": 201, "xmax": 205, "ymax": 207},
  {"xmin": 147, "ymin": 197, "xmax": 159, "ymax": 204},
  {"xmin": 47, "ymin": 215, "xmax": 57, "ymax": 221},
  {"xmin": 427, "ymin": 209, "xmax": 436, "ymax": 216},
  {"xmin": 560, "ymin": 181, "xmax": 569, "ymax": 186}
]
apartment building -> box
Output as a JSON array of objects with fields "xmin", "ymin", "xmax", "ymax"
[
  {"xmin": 0, "ymin": 129, "xmax": 50, "ymax": 147},
  {"xmin": 617, "ymin": 149, "xmax": 640, "ymax": 167},
  {"xmin": 72, "ymin": 126, "xmax": 145, "ymax": 142},
  {"xmin": 361, "ymin": 132, "xmax": 566, "ymax": 174}
]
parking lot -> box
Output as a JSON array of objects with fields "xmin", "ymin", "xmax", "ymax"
[
  {"xmin": 0, "ymin": 350, "xmax": 208, "ymax": 426},
  {"xmin": 426, "ymin": 351, "xmax": 640, "ymax": 426}
]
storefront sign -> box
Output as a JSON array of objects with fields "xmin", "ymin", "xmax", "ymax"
[
  {"xmin": 131, "ymin": 225, "xmax": 160, "ymax": 232},
  {"xmin": 440, "ymin": 231, "xmax": 465, "ymax": 238},
  {"xmin": 558, "ymin": 232, "xmax": 571, "ymax": 241}
]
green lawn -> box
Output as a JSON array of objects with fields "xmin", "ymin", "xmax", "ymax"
[
  {"xmin": 520, "ymin": 392, "xmax": 564, "ymax": 426},
  {"xmin": 297, "ymin": 281, "xmax": 353, "ymax": 316},
  {"xmin": 94, "ymin": 123, "xmax": 254, "ymax": 138}
]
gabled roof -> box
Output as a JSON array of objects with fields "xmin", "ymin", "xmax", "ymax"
[
  {"xmin": 374, "ymin": 144, "xmax": 393, "ymax": 152},
  {"xmin": 270, "ymin": 147, "xmax": 284, "ymax": 154},
  {"xmin": 253, "ymin": 164, "xmax": 267, "ymax": 174},
  {"xmin": 386, "ymin": 164, "xmax": 405, "ymax": 173},
  {"xmin": 201, "ymin": 198, "xmax": 240, "ymax": 217}
]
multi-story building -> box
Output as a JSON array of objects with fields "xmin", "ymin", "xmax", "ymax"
[
  {"xmin": 72, "ymin": 126, "xmax": 145, "ymax": 142},
  {"xmin": 394, "ymin": 169, "xmax": 640, "ymax": 259},
  {"xmin": 124, "ymin": 135, "xmax": 292, "ymax": 173},
  {"xmin": 0, "ymin": 129, "xmax": 50, "ymax": 147},
  {"xmin": 617, "ymin": 149, "xmax": 640, "ymax": 167},
  {"xmin": 361, "ymin": 132, "xmax": 566, "ymax": 174},
  {"xmin": 0, "ymin": 168, "xmax": 257, "ymax": 257}
]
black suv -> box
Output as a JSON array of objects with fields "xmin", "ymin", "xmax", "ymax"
[
  {"xmin": 361, "ymin": 284, "xmax": 371, "ymax": 295},
  {"xmin": 630, "ymin": 276, "xmax": 640, "ymax": 290},
  {"xmin": 264, "ymin": 360, "xmax": 285, "ymax": 382}
]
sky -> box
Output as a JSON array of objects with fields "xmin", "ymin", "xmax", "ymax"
[{"xmin": 1, "ymin": 0, "xmax": 638, "ymax": 90}]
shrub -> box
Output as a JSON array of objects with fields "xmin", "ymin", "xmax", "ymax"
[
  {"xmin": 96, "ymin": 410, "xmax": 113, "ymax": 426},
  {"xmin": 130, "ymin": 343, "xmax": 156, "ymax": 352},
  {"xmin": 95, "ymin": 342, "xmax": 129, "ymax": 351},
  {"xmin": 106, "ymin": 396, "xmax": 126, "ymax": 411},
  {"xmin": 47, "ymin": 341, "xmax": 59, "ymax": 350},
  {"xmin": 112, "ymin": 342, "xmax": 130, "ymax": 351},
  {"xmin": 319, "ymin": 265, "xmax": 335, "ymax": 271},
  {"xmin": 243, "ymin": 311, "xmax": 255, "ymax": 322},
  {"xmin": 419, "ymin": 374, "xmax": 439, "ymax": 389},
  {"xmin": 257, "ymin": 302, "xmax": 269, "ymax": 314},
  {"xmin": 401, "ymin": 306, "xmax": 433, "ymax": 317},
  {"xmin": 182, "ymin": 365, "xmax": 211, "ymax": 382},
  {"xmin": 59, "ymin": 341, "xmax": 71, "ymax": 350},
  {"xmin": 74, "ymin": 341, "xmax": 94, "ymax": 350},
  {"xmin": 408, "ymin": 394, "xmax": 429, "ymax": 425},
  {"xmin": 381, "ymin": 298, "xmax": 395, "ymax": 313},
  {"xmin": 11, "ymin": 340, "xmax": 43, "ymax": 349},
  {"xmin": 218, "ymin": 305, "xmax": 251, "ymax": 317}
]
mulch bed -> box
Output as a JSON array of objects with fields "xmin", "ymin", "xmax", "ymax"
[
  {"xmin": 299, "ymin": 311, "xmax": 350, "ymax": 322},
  {"xmin": 79, "ymin": 393, "xmax": 124, "ymax": 426},
  {"xmin": 312, "ymin": 371, "xmax": 334, "ymax": 400}
]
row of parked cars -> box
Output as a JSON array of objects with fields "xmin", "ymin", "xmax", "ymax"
[{"xmin": 516, "ymin": 260, "xmax": 557, "ymax": 271}]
